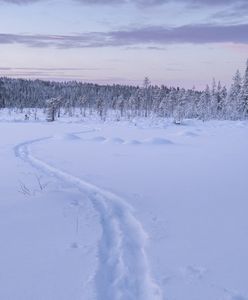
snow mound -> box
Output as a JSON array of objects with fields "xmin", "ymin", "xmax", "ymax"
[
  {"xmin": 91, "ymin": 136, "xmax": 107, "ymax": 142},
  {"xmin": 229, "ymin": 293, "xmax": 248, "ymax": 300},
  {"xmin": 54, "ymin": 133, "xmax": 81, "ymax": 141},
  {"xmin": 110, "ymin": 137, "xmax": 125, "ymax": 144},
  {"xmin": 145, "ymin": 137, "xmax": 173, "ymax": 145},
  {"xmin": 126, "ymin": 139, "xmax": 142, "ymax": 145},
  {"xmin": 180, "ymin": 131, "xmax": 199, "ymax": 137}
]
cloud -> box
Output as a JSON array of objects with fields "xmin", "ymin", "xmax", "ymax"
[
  {"xmin": 1, "ymin": 0, "xmax": 247, "ymax": 25},
  {"xmin": 1, "ymin": 0, "xmax": 247, "ymax": 22},
  {"xmin": 0, "ymin": 67, "xmax": 102, "ymax": 71},
  {"xmin": 0, "ymin": 66, "xmax": 110, "ymax": 80},
  {"xmin": 76, "ymin": 0, "xmax": 248, "ymax": 9},
  {"xmin": 0, "ymin": 0, "xmax": 40, "ymax": 3},
  {"xmin": 0, "ymin": 0, "xmax": 163, "ymax": 4},
  {"xmin": 0, "ymin": 23, "xmax": 248, "ymax": 48},
  {"xmin": 0, "ymin": 0, "xmax": 247, "ymax": 6}
]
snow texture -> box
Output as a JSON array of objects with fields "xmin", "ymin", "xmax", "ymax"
[
  {"xmin": 14, "ymin": 130, "xmax": 162, "ymax": 300},
  {"xmin": 0, "ymin": 116, "xmax": 248, "ymax": 300}
]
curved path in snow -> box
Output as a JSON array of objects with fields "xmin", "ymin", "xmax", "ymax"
[{"xmin": 14, "ymin": 129, "xmax": 162, "ymax": 300}]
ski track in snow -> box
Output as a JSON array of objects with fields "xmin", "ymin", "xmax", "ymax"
[{"xmin": 14, "ymin": 129, "xmax": 163, "ymax": 300}]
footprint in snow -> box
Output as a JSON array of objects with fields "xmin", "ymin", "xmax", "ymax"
[
  {"xmin": 70, "ymin": 242, "xmax": 79, "ymax": 249},
  {"xmin": 181, "ymin": 265, "xmax": 207, "ymax": 281},
  {"xmin": 223, "ymin": 289, "xmax": 248, "ymax": 300}
]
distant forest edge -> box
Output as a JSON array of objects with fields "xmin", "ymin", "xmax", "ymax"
[{"xmin": 0, "ymin": 60, "xmax": 247, "ymax": 122}]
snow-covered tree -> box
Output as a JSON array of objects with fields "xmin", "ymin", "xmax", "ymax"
[
  {"xmin": 173, "ymin": 89, "xmax": 187, "ymax": 124},
  {"xmin": 225, "ymin": 70, "xmax": 242, "ymax": 120},
  {"xmin": 239, "ymin": 59, "xmax": 248, "ymax": 118},
  {"xmin": 142, "ymin": 77, "xmax": 151, "ymax": 117},
  {"xmin": 0, "ymin": 79, "xmax": 6, "ymax": 108},
  {"xmin": 46, "ymin": 97, "xmax": 61, "ymax": 122},
  {"xmin": 198, "ymin": 85, "xmax": 211, "ymax": 121},
  {"xmin": 1, "ymin": 59, "xmax": 248, "ymax": 121}
]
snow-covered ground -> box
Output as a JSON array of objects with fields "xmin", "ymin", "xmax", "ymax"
[{"xmin": 0, "ymin": 116, "xmax": 248, "ymax": 300}]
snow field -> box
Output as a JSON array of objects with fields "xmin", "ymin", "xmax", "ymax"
[{"xmin": 0, "ymin": 118, "xmax": 247, "ymax": 299}]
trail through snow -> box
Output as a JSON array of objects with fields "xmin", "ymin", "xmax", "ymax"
[{"xmin": 14, "ymin": 129, "xmax": 162, "ymax": 300}]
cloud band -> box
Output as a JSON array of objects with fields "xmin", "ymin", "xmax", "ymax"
[{"xmin": 0, "ymin": 23, "xmax": 247, "ymax": 49}]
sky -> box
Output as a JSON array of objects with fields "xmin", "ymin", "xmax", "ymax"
[{"xmin": 0, "ymin": 0, "xmax": 247, "ymax": 89}]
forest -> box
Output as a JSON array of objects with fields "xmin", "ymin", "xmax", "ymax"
[{"xmin": 0, "ymin": 60, "xmax": 247, "ymax": 122}]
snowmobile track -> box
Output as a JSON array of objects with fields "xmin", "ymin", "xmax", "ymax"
[{"xmin": 14, "ymin": 128, "xmax": 162, "ymax": 300}]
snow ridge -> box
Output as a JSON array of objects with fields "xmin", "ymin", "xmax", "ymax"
[{"xmin": 14, "ymin": 131, "xmax": 162, "ymax": 300}]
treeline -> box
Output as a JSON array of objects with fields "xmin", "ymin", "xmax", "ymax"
[{"xmin": 0, "ymin": 60, "xmax": 247, "ymax": 121}]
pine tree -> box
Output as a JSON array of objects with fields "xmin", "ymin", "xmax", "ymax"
[
  {"xmin": 239, "ymin": 59, "xmax": 248, "ymax": 118},
  {"xmin": 210, "ymin": 78, "xmax": 218, "ymax": 118},
  {"xmin": 158, "ymin": 94, "xmax": 169, "ymax": 117},
  {"xmin": 46, "ymin": 97, "xmax": 61, "ymax": 122},
  {"xmin": 173, "ymin": 89, "xmax": 186, "ymax": 124},
  {"xmin": 226, "ymin": 70, "xmax": 242, "ymax": 120},
  {"xmin": 142, "ymin": 77, "xmax": 151, "ymax": 117},
  {"xmin": 79, "ymin": 95, "xmax": 88, "ymax": 117},
  {"xmin": 216, "ymin": 81, "xmax": 225, "ymax": 118},
  {"xmin": 117, "ymin": 94, "xmax": 125, "ymax": 118},
  {"xmin": 0, "ymin": 79, "xmax": 6, "ymax": 108},
  {"xmin": 198, "ymin": 85, "xmax": 211, "ymax": 121},
  {"xmin": 218, "ymin": 83, "xmax": 227, "ymax": 119}
]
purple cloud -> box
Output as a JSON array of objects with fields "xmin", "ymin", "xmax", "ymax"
[
  {"xmin": 1, "ymin": 0, "xmax": 247, "ymax": 20},
  {"xmin": 0, "ymin": 67, "xmax": 101, "ymax": 71},
  {"xmin": 0, "ymin": 0, "xmax": 247, "ymax": 6},
  {"xmin": 0, "ymin": 0, "xmax": 40, "ymax": 3},
  {"xmin": 0, "ymin": 23, "xmax": 247, "ymax": 48}
]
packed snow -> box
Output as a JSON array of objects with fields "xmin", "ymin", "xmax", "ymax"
[{"xmin": 0, "ymin": 115, "xmax": 248, "ymax": 300}]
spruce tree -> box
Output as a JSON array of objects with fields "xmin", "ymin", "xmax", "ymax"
[
  {"xmin": 240, "ymin": 59, "xmax": 248, "ymax": 118},
  {"xmin": 225, "ymin": 70, "xmax": 242, "ymax": 120}
]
